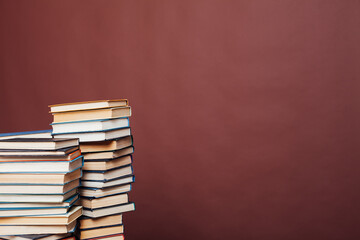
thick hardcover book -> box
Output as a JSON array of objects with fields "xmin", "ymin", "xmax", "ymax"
[
  {"xmin": 49, "ymin": 99, "xmax": 128, "ymax": 113},
  {"xmin": 0, "ymin": 149, "xmax": 81, "ymax": 162},
  {"xmin": 0, "ymin": 146, "xmax": 79, "ymax": 157},
  {"xmin": 79, "ymin": 214, "xmax": 122, "ymax": 230},
  {"xmin": 80, "ymin": 224, "xmax": 123, "ymax": 240},
  {"xmin": 0, "ymin": 220, "xmax": 77, "ymax": 235},
  {"xmin": 80, "ymin": 194, "xmax": 128, "ymax": 209},
  {"xmin": 79, "ymin": 136, "xmax": 133, "ymax": 153},
  {"xmin": 82, "ymin": 202, "xmax": 135, "ymax": 218},
  {"xmin": 0, "ymin": 130, "xmax": 52, "ymax": 140},
  {"xmin": 81, "ymin": 175, "xmax": 134, "ymax": 189},
  {"xmin": 79, "ymin": 184, "xmax": 131, "ymax": 199},
  {"xmin": 0, "ymin": 156, "xmax": 83, "ymax": 173},
  {"xmin": 0, "ymin": 138, "xmax": 79, "ymax": 150},
  {"xmin": 0, "ymin": 194, "xmax": 78, "ymax": 210},
  {"xmin": 52, "ymin": 107, "xmax": 131, "ymax": 123},
  {"xmin": 0, "ymin": 168, "xmax": 82, "ymax": 185},
  {"xmin": 0, "ymin": 179, "xmax": 80, "ymax": 195},
  {"xmin": 78, "ymin": 234, "xmax": 124, "ymax": 240},
  {"xmin": 82, "ymin": 164, "xmax": 133, "ymax": 181},
  {"xmin": 83, "ymin": 147, "xmax": 133, "ymax": 160},
  {"xmin": 0, "ymin": 206, "xmax": 82, "ymax": 226},
  {"xmin": 83, "ymin": 155, "xmax": 132, "ymax": 171},
  {"xmin": 51, "ymin": 118, "xmax": 129, "ymax": 134},
  {"xmin": 0, "ymin": 234, "xmax": 73, "ymax": 240},
  {"xmin": 0, "ymin": 188, "xmax": 78, "ymax": 203},
  {"xmin": 52, "ymin": 128, "xmax": 131, "ymax": 143}
]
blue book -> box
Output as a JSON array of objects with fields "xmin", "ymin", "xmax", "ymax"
[{"xmin": 0, "ymin": 130, "xmax": 52, "ymax": 140}]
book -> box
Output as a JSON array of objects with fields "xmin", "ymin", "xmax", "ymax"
[
  {"xmin": 52, "ymin": 128, "xmax": 131, "ymax": 142},
  {"xmin": 49, "ymin": 100, "xmax": 128, "ymax": 113},
  {"xmin": 52, "ymin": 118, "xmax": 129, "ymax": 134},
  {"xmin": 83, "ymin": 147, "xmax": 133, "ymax": 160},
  {"xmin": 83, "ymin": 203, "xmax": 135, "ymax": 218},
  {"xmin": 0, "ymin": 138, "xmax": 78, "ymax": 150},
  {"xmin": 52, "ymin": 107, "xmax": 131, "ymax": 123},
  {"xmin": 0, "ymin": 168, "xmax": 81, "ymax": 185},
  {"xmin": 0, "ymin": 206, "xmax": 82, "ymax": 225},
  {"xmin": 83, "ymin": 155, "xmax": 132, "ymax": 171},
  {"xmin": 0, "ymin": 149, "xmax": 81, "ymax": 162},
  {"xmin": 81, "ymin": 175, "xmax": 134, "ymax": 189},
  {"xmin": 0, "ymin": 156, "xmax": 83, "ymax": 173},
  {"xmin": 0, "ymin": 130, "xmax": 52, "ymax": 140},
  {"xmin": 80, "ymin": 194, "xmax": 128, "ymax": 209},
  {"xmin": 79, "ymin": 184, "xmax": 131, "ymax": 199},
  {"xmin": 79, "ymin": 136, "xmax": 133, "ymax": 153},
  {"xmin": 0, "ymin": 179, "xmax": 79, "ymax": 194},
  {"xmin": 0, "ymin": 146, "xmax": 79, "ymax": 157},
  {"xmin": 0, "ymin": 194, "xmax": 78, "ymax": 209},
  {"xmin": 0, "ymin": 220, "xmax": 77, "ymax": 235},
  {"xmin": 78, "ymin": 234, "xmax": 123, "ymax": 240},
  {"xmin": 80, "ymin": 214, "xmax": 122, "ymax": 230},
  {"xmin": 0, "ymin": 234, "xmax": 73, "ymax": 240},
  {"xmin": 82, "ymin": 165, "xmax": 133, "ymax": 181},
  {"xmin": 80, "ymin": 225, "xmax": 123, "ymax": 240},
  {"xmin": 0, "ymin": 188, "xmax": 77, "ymax": 203}
]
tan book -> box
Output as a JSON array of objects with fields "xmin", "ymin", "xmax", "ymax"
[
  {"xmin": 80, "ymin": 136, "xmax": 133, "ymax": 153},
  {"xmin": 79, "ymin": 184, "xmax": 131, "ymax": 198},
  {"xmin": 83, "ymin": 202, "xmax": 135, "ymax": 218},
  {"xmin": 0, "ymin": 188, "xmax": 77, "ymax": 203},
  {"xmin": 0, "ymin": 233, "xmax": 73, "ymax": 240},
  {"xmin": 0, "ymin": 179, "xmax": 79, "ymax": 194},
  {"xmin": 52, "ymin": 107, "xmax": 131, "ymax": 123},
  {"xmin": 0, "ymin": 206, "xmax": 82, "ymax": 225},
  {"xmin": 0, "ymin": 168, "xmax": 81, "ymax": 184},
  {"xmin": 80, "ymin": 194, "xmax": 128, "ymax": 209},
  {"xmin": 80, "ymin": 214, "xmax": 122, "ymax": 230},
  {"xmin": 80, "ymin": 225, "xmax": 123, "ymax": 240},
  {"xmin": 83, "ymin": 155, "xmax": 132, "ymax": 171},
  {"xmin": 49, "ymin": 99, "xmax": 128, "ymax": 113},
  {"xmin": 83, "ymin": 147, "xmax": 133, "ymax": 160},
  {"xmin": 0, "ymin": 220, "xmax": 77, "ymax": 235}
]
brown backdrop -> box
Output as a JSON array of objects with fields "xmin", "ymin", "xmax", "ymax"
[{"xmin": 1, "ymin": 1, "xmax": 360, "ymax": 239}]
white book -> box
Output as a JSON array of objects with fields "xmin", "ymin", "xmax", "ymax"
[
  {"xmin": 82, "ymin": 165, "xmax": 132, "ymax": 181},
  {"xmin": 49, "ymin": 99, "xmax": 128, "ymax": 113},
  {"xmin": 0, "ymin": 220, "xmax": 76, "ymax": 235},
  {"xmin": 53, "ymin": 128, "xmax": 131, "ymax": 142},
  {"xmin": 0, "ymin": 156, "xmax": 83, "ymax": 173},
  {"xmin": 0, "ymin": 138, "xmax": 78, "ymax": 150},
  {"xmin": 52, "ymin": 118, "xmax": 129, "ymax": 134},
  {"xmin": 0, "ymin": 188, "xmax": 77, "ymax": 203},
  {"xmin": 0, "ymin": 179, "xmax": 79, "ymax": 194},
  {"xmin": 83, "ymin": 202, "xmax": 135, "ymax": 218}
]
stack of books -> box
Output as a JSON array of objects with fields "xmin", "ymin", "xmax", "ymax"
[
  {"xmin": 0, "ymin": 137, "xmax": 83, "ymax": 238},
  {"xmin": 49, "ymin": 100, "xmax": 135, "ymax": 240}
]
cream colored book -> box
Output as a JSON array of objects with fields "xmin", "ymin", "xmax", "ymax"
[
  {"xmin": 83, "ymin": 155, "xmax": 132, "ymax": 171},
  {"xmin": 52, "ymin": 107, "xmax": 131, "ymax": 123},
  {"xmin": 83, "ymin": 202, "xmax": 135, "ymax": 218},
  {"xmin": 80, "ymin": 194, "xmax": 128, "ymax": 209},
  {"xmin": 0, "ymin": 206, "xmax": 82, "ymax": 225},
  {"xmin": 80, "ymin": 136, "xmax": 133, "ymax": 153},
  {"xmin": 80, "ymin": 225, "xmax": 123, "ymax": 239},
  {"xmin": 80, "ymin": 214, "xmax": 122, "ymax": 229},
  {"xmin": 49, "ymin": 99, "xmax": 128, "ymax": 113}
]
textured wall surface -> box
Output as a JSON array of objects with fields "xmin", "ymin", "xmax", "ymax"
[{"xmin": 0, "ymin": 1, "xmax": 360, "ymax": 239}]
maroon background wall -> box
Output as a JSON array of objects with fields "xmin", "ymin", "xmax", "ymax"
[{"xmin": 1, "ymin": 1, "xmax": 360, "ymax": 239}]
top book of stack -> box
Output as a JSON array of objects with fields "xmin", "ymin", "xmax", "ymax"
[{"xmin": 49, "ymin": 100, "xmax": 131, "ymax": 123}]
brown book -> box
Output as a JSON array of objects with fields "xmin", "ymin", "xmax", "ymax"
[
  {"xmin": 83, "ymin": 155, "xmax": 132, "ymax": 171},
  {"xmin": 49, "ymin": 99, "xmax": 128, "ymax": 113},
  {"xmin": 52, "ymin": 107, "xmax": 131, "ymax": 123},
  {"xmin": 80, "ymin": 136, "xmax": 133, "ymax": 153}
]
